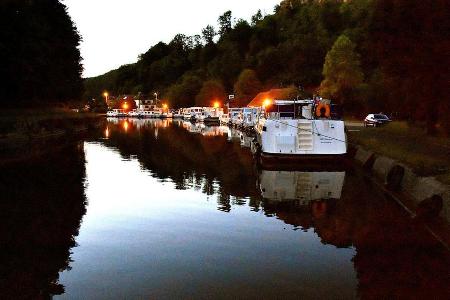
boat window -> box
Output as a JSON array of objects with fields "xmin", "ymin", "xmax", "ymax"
[{"xmin": 266, "ymin": 104, "xmax": 296, "ymax": 119}]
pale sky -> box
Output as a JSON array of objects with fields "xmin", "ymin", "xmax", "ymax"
[{"xmin": 64, "ymin": 0, "xmax": 280, "ymax": 78}]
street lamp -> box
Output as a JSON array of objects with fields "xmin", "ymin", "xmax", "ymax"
[
  {"xmin": 103, "ymin": 92, "xmax": 109, "ymax": 104},
  {"xmin": 263, "ymin": 98, "xmax": 272, "ymax": 108}
]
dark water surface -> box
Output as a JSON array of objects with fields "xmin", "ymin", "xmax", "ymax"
[{"xmin": 1, "ymin": 119, "xmax": 449, "ymax": 299}]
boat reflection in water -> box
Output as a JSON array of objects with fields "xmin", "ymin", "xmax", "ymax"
[
  {"xmin": 181, "ymin": 121, "xmax": 229, "ymax": 137},
  {"xmin": 228, "ymin": 127, "xmax": 241, "ymax": 142},
  {"xmin": 239, "ymin": 131, "xmax": 254, "ymax": 148},
  {"xmin": 33, "ymin": 119, "xmax": 446, "ymax": 299},
  {"xmin": 257, "ymin": 164, "xmax": 346, "ymax": 231},
  {"xmin": 126, "ymin": 117, "xmax": 172, "ymax": 129},
  {"xmin": 259, "ymin": 169, "xmax": 345, "ymax": 204}
]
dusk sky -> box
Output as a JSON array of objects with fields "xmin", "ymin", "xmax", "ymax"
[{"xmin": 64, "ymin": 0, "xmax": 280, "ymax": 78}]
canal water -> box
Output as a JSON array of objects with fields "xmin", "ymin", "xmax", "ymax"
[{"xmin": 0, "ymin": 118, "xmax": 449, "ymax": 299}]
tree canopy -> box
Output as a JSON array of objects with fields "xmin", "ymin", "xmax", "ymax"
[
  {"xmin": 84, "ymin": 0, "xmax": 449, "ymax": 134},
  {"xmin": 234, "ymin": 69, "xmax": 262, "ymax": 107},
  {"xmin": 0, "ymin": 0, "xmax": 83, "ymax": 108},
  {"xmin": 195, "ymin": 80, "xmax": 226, "ymax": 107},
  {"xmin": 320, "ymin": 35, "xmax": 364, "ymax": 107}
]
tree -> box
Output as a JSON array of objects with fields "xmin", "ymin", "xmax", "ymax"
[
  {"xmin": 166, "ymin": 74, "xmax": 202, "ymax": 108},
  {"xmin": 202, "ymin": 25, "xmax": 216, "ymax": 44},
  {"xmin": 195, "ymin": 80, "xmax": 226, "ymax": 107},
  {"xmin": 370, "ymin": 0, "xmax": 449, "ymax": 134},
  {"xmin": 319, "ymin": 35, "xmax": 363, "ymax": 107},
  {"xmin": 0, "ymin": 0, "xmax": 83, "ymax": 107},
  {"xmin": 251, "ymin": 9, "xmax": 263, "ymax": 25},
  {"xmin": 218, "ymin": 10, "xmax": 232, "ymax": 37},
  {"xmin": 234, "ymin": 69, "xmax": 262, "ymax": 106}
]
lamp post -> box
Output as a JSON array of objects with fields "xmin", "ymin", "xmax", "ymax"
[{"xmin": 103, "ymin": 92, "xmax": 109, "ymax": 108}]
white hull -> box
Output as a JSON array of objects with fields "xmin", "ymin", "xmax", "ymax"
[{"xmin": 255, "ymin": 119, "xmax": 346, "ymax": 156}]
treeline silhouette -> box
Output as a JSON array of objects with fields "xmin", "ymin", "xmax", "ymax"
[
  {"xmin": 86, "ymin": 0, "xmax": 448, "ymax": 134},
  {"xmin": 0, "ymin": 0, "xmax": 83, "ymax": 108}
]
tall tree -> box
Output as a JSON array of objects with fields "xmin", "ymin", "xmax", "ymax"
[
  {"xmin": 370, "ymin": 0, "xmax": 449, "ymax": 134},
  {"xmin": 201, "ymin": 25, "xmax": 216, "ymax": 44},
  {"xmin": 320, "ymin": 35, "xmax": 364, "ymax": 107},
  {"xmin": 251, "ymin": 9, "xmax": 263, "ymax": 26},
  {"xmin": 234, "ymin": 69, "xmax": 262, "ymax": 106},
  {"xmin": 218, "ymin": 10, "xmax": 233, "ymax": 37},
  {"xmin": 195, "ymin": 80, "xmax": 226, "ymax": 107},
  {"xmin": 166, "ymin": 74, "xmax": 202, "ymax": 108},
  {"xmin": 0, "ymin": 0, "xmax": 83, "ymax": 107}
]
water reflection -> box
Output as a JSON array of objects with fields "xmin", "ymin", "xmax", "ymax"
[
  {"xmin": 86, "ymin": 119, "xmax": 449, "ymax": 299},
  {"xmin": 1, "ymin": 119, "xmax": 448, "ymax": 299},
  {"xmin": 0, "ymin": 143, "xmax": 87, "ymax": 299},
  {"xmin": 258, "ymin": 170, "xmax": 345, "ymax": 202}
]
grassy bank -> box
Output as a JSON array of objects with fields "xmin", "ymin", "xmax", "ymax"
[
  {"xmin": 348, "ymin": 122, "xmax": 450, "ymax": 184},
  {"xmin": 0, "ymin": 108, "xmax": 101, "ymax": 137},
  {"xmin": 0, "ymin": 108, "xmax": 103, "ymax": 164}
]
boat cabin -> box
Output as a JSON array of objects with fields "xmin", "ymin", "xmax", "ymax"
[{"xmin": 263, "ymin": 100, "xmax": 342, "ymax": 120}]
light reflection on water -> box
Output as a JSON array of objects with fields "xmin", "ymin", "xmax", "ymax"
[
  {"xmin": 2, "ymin": 118, "xmax": 448, "ymax": 299},
  {"xmin": 57, "ymin": 119, "xmax": 358, "ymax": 299}
]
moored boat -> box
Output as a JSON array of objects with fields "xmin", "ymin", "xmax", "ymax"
[
  {"xmin": 106, "ymin": 109, "xmax": 127, "ymax": 117},
  {"xmin": 188, "ymin": 107, "xmax": 204, "ymax": 122},
  {"xmin": 202, "ymin": 107, "xmax": 223, "ymax": 124},
  {"xmin": 254, "ymin": 99, "xmax": 346, "ymax": 163},
  {"xmin": 219, "ymin": 113, "xmax": 230, "ymax": 125},
  {"xmin": 242, "ymin": 107, "xmax": 260, "ymax": 130},
  {"xmin": 229, "ymin": 108, "xmax": 243, "ymax": 127}
]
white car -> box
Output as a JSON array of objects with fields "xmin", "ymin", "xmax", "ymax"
[{"xmin": 364, "ymin": 114, "xmax": 391, "ymax": 127}]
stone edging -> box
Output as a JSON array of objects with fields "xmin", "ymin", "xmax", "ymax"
[{"xmin": 351, "ymin": 145, "xmax": 450, "ymax": 222}]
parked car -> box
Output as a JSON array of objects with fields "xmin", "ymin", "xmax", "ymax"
[{"xmin": 364, "ymin": 114, "xmax": 391, "ymax": 127}]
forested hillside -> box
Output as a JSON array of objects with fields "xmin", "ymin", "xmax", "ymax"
[
  {"xmin": 85, "ymin": 0, "xmax": 449, "ymax": 133},
  {"xmin": 0, "ymin": 0, "xmax": 83, "ymax": 108}
]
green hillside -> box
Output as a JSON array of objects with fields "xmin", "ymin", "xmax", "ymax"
[{"xmin": 85, "ymin": 0, "xmax": 449, "ymax": 134}]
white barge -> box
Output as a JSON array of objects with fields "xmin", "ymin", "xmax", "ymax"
[{"xmin": 254, "ymin": 99, "xmax": 346, "ymax": 162}]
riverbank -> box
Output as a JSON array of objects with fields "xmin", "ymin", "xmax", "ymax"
[
  {"xmin": 346, "ymin": 121, "xmax": 450, "ymax": 184},
  {"xmin": 0, "ymin": 109, "xmax": 103, "ymax": 164},
  {"xmin": 346, "ymin": 122, "xmax": 450, "ymax": 227},
  {"xmin": 0, "ymin": 108, "xmax": 101, "ymax": 134}
]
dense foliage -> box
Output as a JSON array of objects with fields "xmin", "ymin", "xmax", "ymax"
[
  {"xmin": 85, "ymin": 0, "xmax": 448, "ymax": 133},
  {"xmin": 0, "ymin": 0, "xmax": 83, "ymax": 108}
]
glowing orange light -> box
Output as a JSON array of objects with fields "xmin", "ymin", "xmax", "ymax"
[
  {"xmin": 103, "ymin": 92, "xmax": 109, "ymax": 98},
  {"xmin": 122, "ymin": 102, "xmax": 129, "ymax": 110},
  {"xmin": 123, "ymin": 121, "xmax": 129, "ymax": 132},
  {"xmin": 105, "ymin": 127, "xmax": 109, "ymax": 138},
  {"xmin": 162, "ymin": 103, "xmax": 168, "ymax": 109},
  {"xmin": 263, "ymin": 99, "xmax": 272, "ymax": 107},
  {"xmin": 213, "ymin": 101, "xmax": 220, "ymax": 108}
]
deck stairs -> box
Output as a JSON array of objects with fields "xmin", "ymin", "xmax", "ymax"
[{"xmin": 297, "ymin": 121, "xmax": 314, "ymax": 151}]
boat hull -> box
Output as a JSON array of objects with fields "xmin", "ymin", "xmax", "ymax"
[
  {"xmin": 255, "ymin": 119, "xmax": 347, "ymax": 156},
  {"xmin": 259, "ymin": 152, "xmax": 349, "ymax": 169},
  {"xmin": 204, "ymin": 117, "xmax": 220, "ymax": 124}
]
